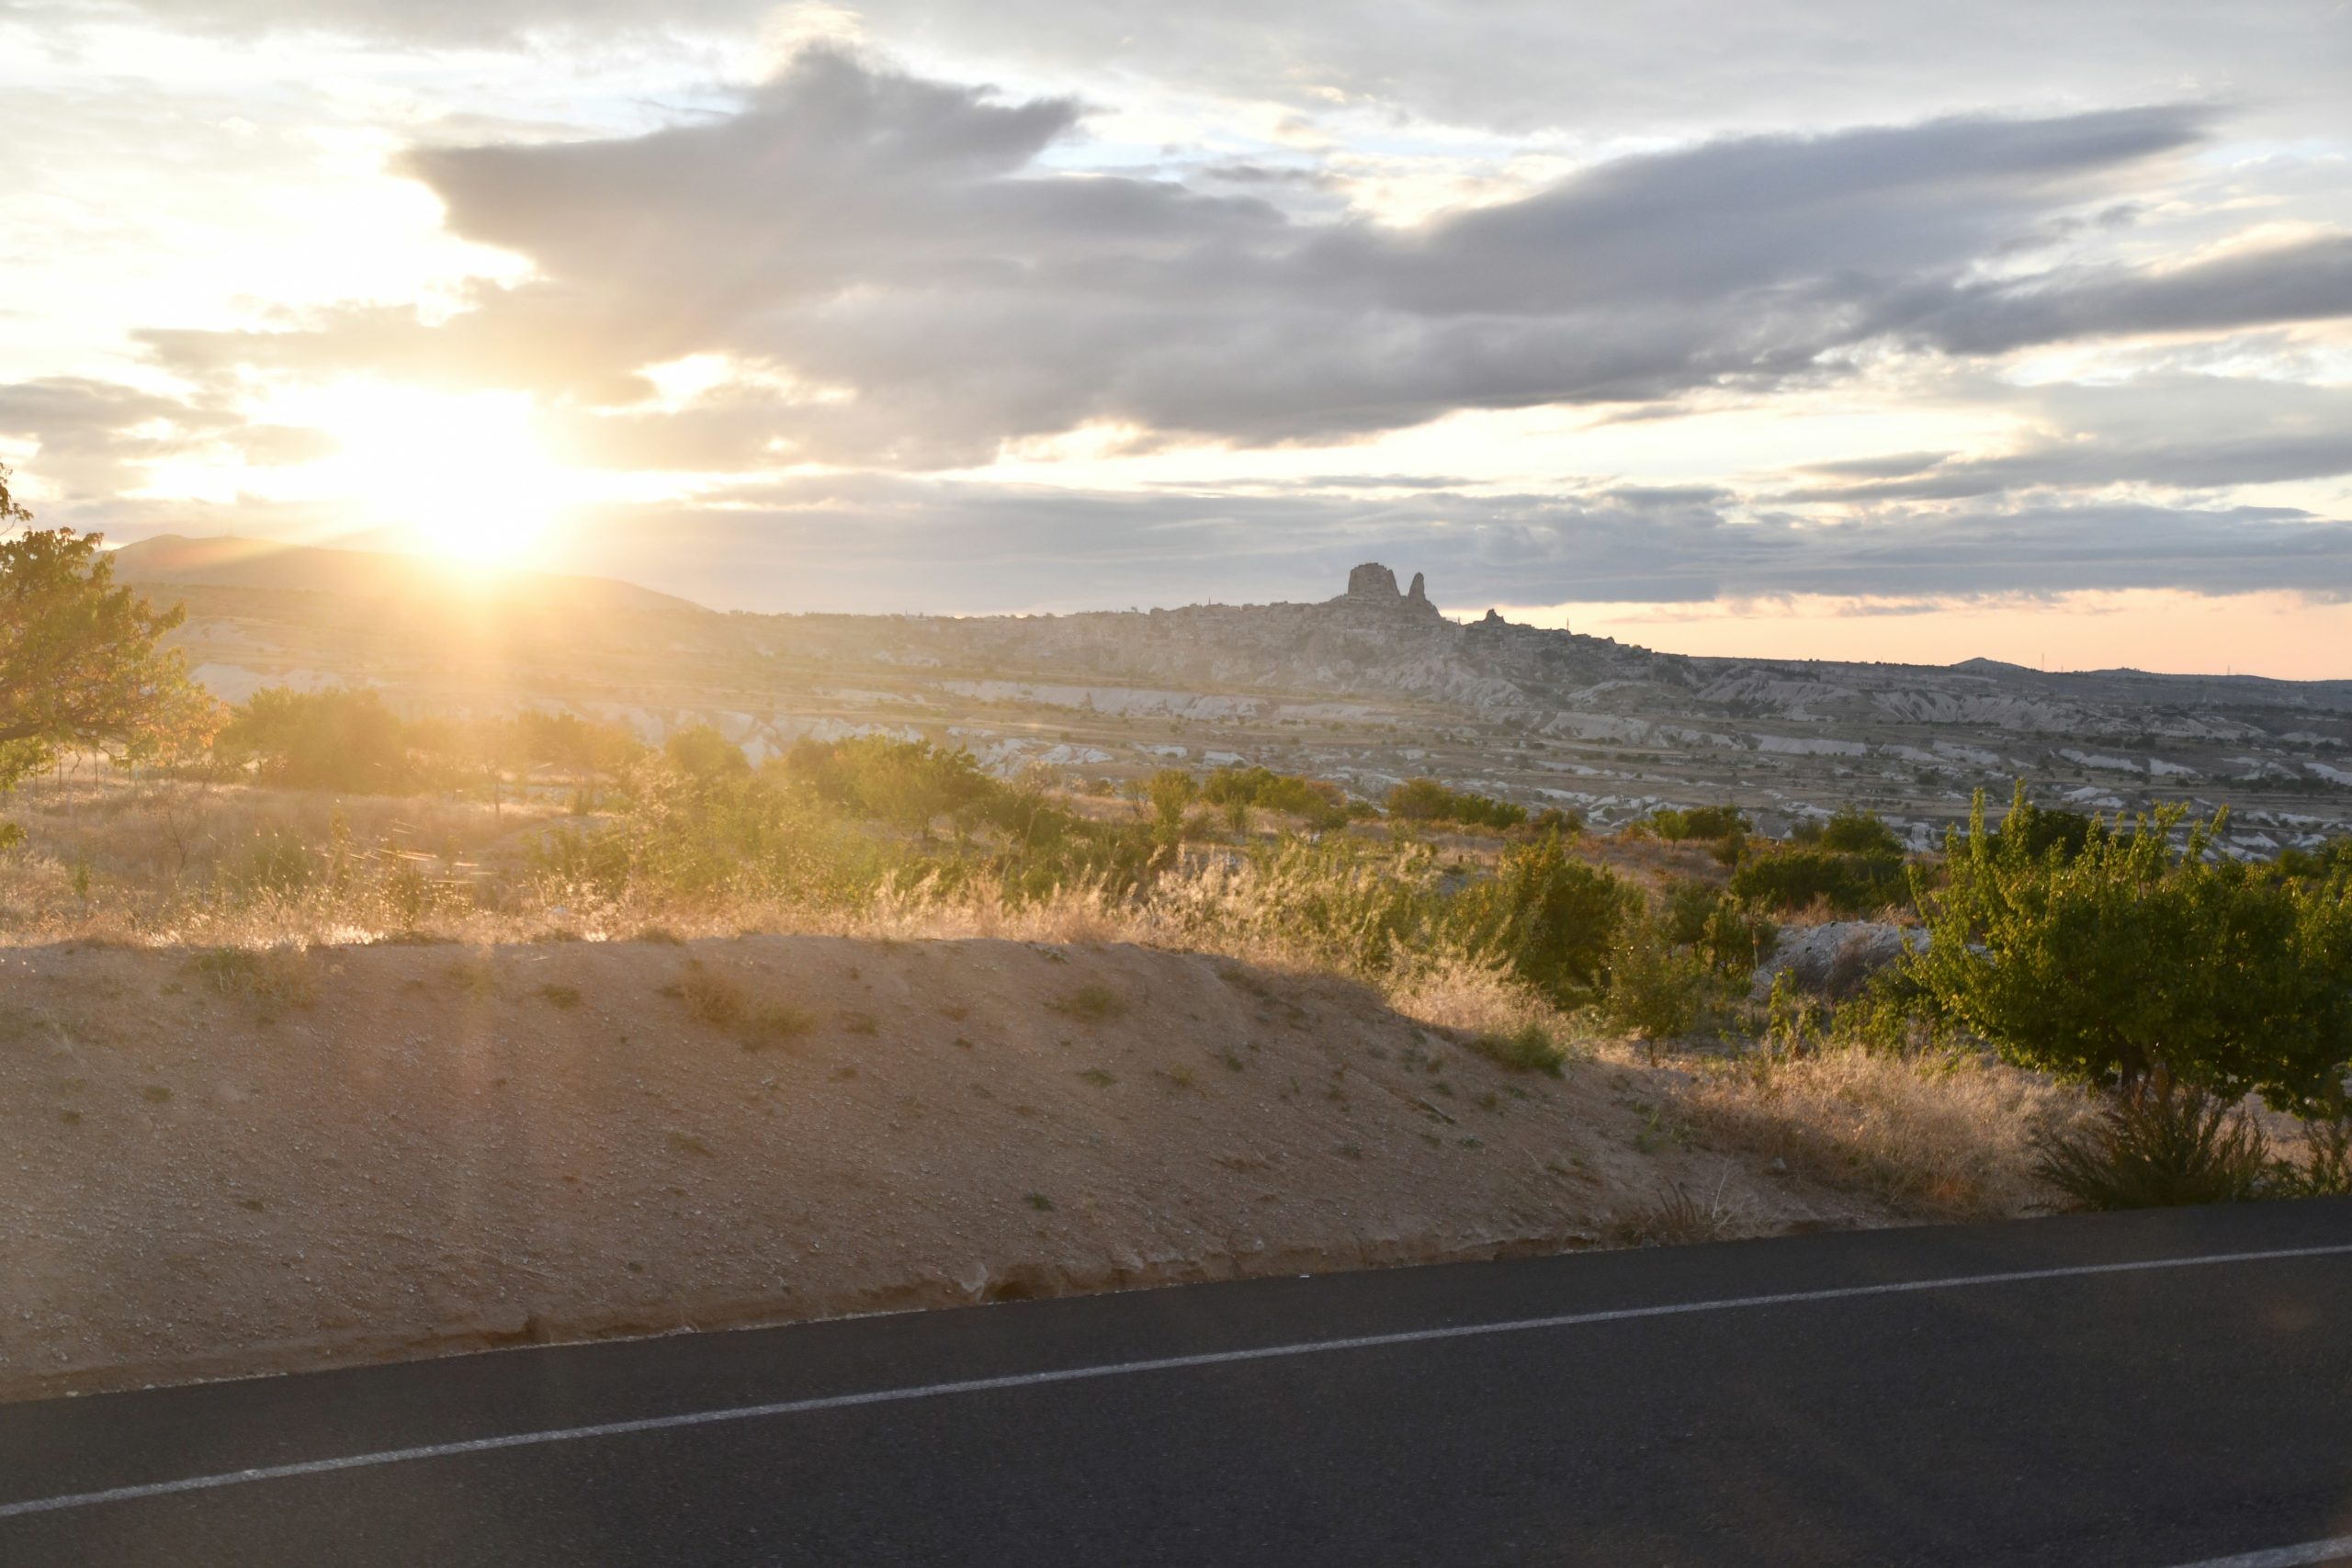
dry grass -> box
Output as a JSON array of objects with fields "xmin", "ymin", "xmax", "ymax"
[
  {"xmin": 1046, "ymin": 982, "xmax": 1129, "ymax": 1021},
  {"xmin": 2, "ymin": 765, "xmax": 2103, "ymax": 1235},
  {"xmin": 0, "ymin": 765, "xmax": 558, "ymax": 949},
  {"xmin": 1607, "ymin": 1172, "xmax": 1745, "ymax": 1247},
  {"xmin": 1682, "ymin": 1044, "xmax": 2092, "ymax": 1221},
  {"xmin": 671, "ymin": 960, "xmax": 815, "ymax": 1049},
  {"xmin": 185, "ymin": 945, "xmax": 318, "ymax": 1016}
]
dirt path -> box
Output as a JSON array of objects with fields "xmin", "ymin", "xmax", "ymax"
[{"xmin": 0, "ymin": 935, "xmax": 1899, "ymax": 1402}]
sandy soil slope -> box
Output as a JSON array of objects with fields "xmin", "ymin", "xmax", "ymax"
[{"xmin": 0, "ymin": 936, "xmax": 1902, "ymax": 1402}]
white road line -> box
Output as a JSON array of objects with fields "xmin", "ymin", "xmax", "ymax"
[
  {"xmin": 2163, "ymin": 1538, "xmax": 2352, "ymax": 1568},
  {"xmin": 5, "ymin": 1239, "xmax": 2350, "ymax": 1523}
]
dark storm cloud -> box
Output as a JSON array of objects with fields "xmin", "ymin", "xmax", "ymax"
[{"xmin": 140, "ymin": 54, "xmax": 2307, "ymax": 467}]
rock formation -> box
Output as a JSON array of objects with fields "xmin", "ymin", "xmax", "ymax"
[{"xmin": 1340, "ymin": 562, "xmax": 1442, "ymax": 619}]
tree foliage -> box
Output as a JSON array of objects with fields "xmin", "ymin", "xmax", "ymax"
[
  {"xmin": 1385, "ymin": 776, "xmax": 1528, "ymax": 829},
  {"xmin": 1448, "ymin": 830, "xmax": 1634, "ymax": 1003},
  {"xmin": 0, "ymin": 477, "xmax": 220, "ymax": 794},
  {"xmin": 1914, "ymin": 784, "xmax": 2352, "ymax": 1112},
  {"xmin": 1200, "ymin": 765, "xmax": 1351, "ymax": 829},
  {"xmin": 216, "ymin": 686, "xmax": 417, "ymax": 793}
]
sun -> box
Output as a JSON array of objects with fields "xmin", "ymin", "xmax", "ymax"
[{"xmin": 314, "ymin": 385, "xmax": 566, "ymax": 566}]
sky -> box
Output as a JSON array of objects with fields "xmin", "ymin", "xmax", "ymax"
[{"xmin": 5, "ymin": 2, "xmax": 2352, "ymax": 674}]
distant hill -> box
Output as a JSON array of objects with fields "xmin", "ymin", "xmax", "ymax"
[{"xmin": 109, "ymin": 534, "xmax": 707, "ymax": 619}]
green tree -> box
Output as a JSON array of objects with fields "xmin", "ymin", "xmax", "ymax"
[
  {"xmin": 1913, "ymin": 784, "xmax": 2352, "ymax": 1112},
  {"xmin": 1449, "ymin": 831, "xmax": 1635, "ymax": 1003},
  {"xmin": 1795, "ymin": 805, "xmax": 1904, "ymax": 856},
  {"xmin": 1147, "ymin": 768, "xmax": 1198, "ymax": 831},
  {"xmin": 0, "ymin": 477, "xmax": 219, "ymax": 807},
  {"xmin": 214, "ymin": 686, "xmax": 416, "ymax": 794},
  {"xmin": 1384, "ymin": 777, "xmax": 1453, "ymax": 821},
  {"xmin": 664, "ymin": 723, "xmax": 751, "ymax": 784}
]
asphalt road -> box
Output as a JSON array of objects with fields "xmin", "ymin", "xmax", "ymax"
[{"xmin": 6, "ymin": 1201, "xmax": 2352, "ymax": 1567}]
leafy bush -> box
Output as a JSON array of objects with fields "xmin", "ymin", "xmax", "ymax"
[
  {"xmin": 1793, "ymin": 806, "xmax": 1905, "ymax": 856},
  {"xmin": 1385, "ymin": 777, "xmax": 1527, "ymax": 829},
  {"xmin": 665, "ymin": 724, "xmax": 751, "ymax": 783},
  {"xmin": 1983, "ymin": 799, "xmax": 2097, "ymax": 863},
  {"xmin": 1916, "ymin": 784, "xmax": 2352, "ymax": 1111},
  {"xmin": 2276, "ymin": 837, "xmax": 2352, "ymax": 881},
  {"xmin": 1662, "ymin": 881, "xmax": 1778, "ymax": 973},
  {"xmin": 1147, "ymin": 768, "xmax": 1198, "ymax": 830},
  {"xmin": 1448, "ymin": 832, "xmax": 1634, "ymax": 1004},
  {"xmin": 1729, "ymin": 846, "xmax": 1910, "ymax": 915},
  {"xmin": 1645, "ymin": 804, "xmax": 1750, "ymax": 841},
  {"xmin": 1201, "ymin": 766, "xmax": 1351, "ymax": 829},
  {"xmin": 1603, "ymin": 909, "xmax": 1719, "ymax": 1041},
  {"xmin": 215, "ymin": 686, "xmax": 419, "ymax": 794},
  {"xmin": 784, "ymin": 735, "xmax": 993, "ymax": 831}
]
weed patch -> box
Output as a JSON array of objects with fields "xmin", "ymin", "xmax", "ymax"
[
  {"xmin": 187, "ymin": 946, "xmax": 317, "ymax": 1016},
  {"xmin": 672, "ymin": 961, "xmax": 815, "ymax": 1049},
  {"xmin": 1468, "ymin": 1022, "xmax": 1567, "ymax": 1077},
  {"xmin": 1047, "ymin": 983, "xmax": 1129, "ymax": 1021}
]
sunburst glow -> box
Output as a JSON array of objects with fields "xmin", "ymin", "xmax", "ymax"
[{"xmin": 311, "ymin": 385, "xmax": 565, "ymax": 565}]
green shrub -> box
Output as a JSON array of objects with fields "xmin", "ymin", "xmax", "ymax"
[
  {"xmin": 1603, "ymin": 910, "xmax": 1718, "ymax": 1041},
  {"xmin": 1449, "ymin": 833, "xmax": 1634, "ymax": 1004},
  {"xmin": 665, "ymin": 724, "xmax": 751, "ymax": 782},
  {"xmin": 1646, "ymin": 804, "xmax": 1749, "ymax": 841},
  {"xmin": 1202, "ymin": 766, "xmax": 1351, "ymax": 829},
  {"xmin": 1982, "ymin": 798, "xmax": 2097, "ymax": 863},
  {"xmin": 1794, "ymin": 806, "xmax": 1905, "ymax": 856},
  {"xmin": 1385, "ymin": 778, "xmax": 1527, "ymax": 829},
  {"xmin": 1729, "ymin": 846, "xmax": 1910, "ymax": 915},
  {"xmin": 785, "ymin": 735, "xmax": 994, "ymax": 831},
  {"xmin": 214, "ymin": 686, "xmax": 419, "ymax": 794},
  {"xmin": 1916, "ymin": 784, "xmax": 2352, "ymax": 1111},
  {"xmin": 1147, "ymin": 768, "xmax": 1199, "ymax": 830}
]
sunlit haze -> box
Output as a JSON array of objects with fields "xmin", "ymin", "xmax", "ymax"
[{"xmin": 4, "ymin": 2, "xmax": 2350, "ymax": 671}]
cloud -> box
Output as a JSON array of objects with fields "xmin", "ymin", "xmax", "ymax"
[
  {"xmin": 139, "ymin": 54, "xmax": 2294, "ymax": 468},
  {"xmin": 1902, "ymin": 234, "xmax": 2352, "ymax": 355},
  {"xmin": 0, "ymin": 378, "xmax": 235, "ymax": 497},
  {"xmin": 74, "ymin": 0, "xmax": 2352, "ymax": 154},
  {"xmin": 1779, "ymin": 377, "xmax": 2352, "ymax": 502},
  {"xmin": 0, "ymin": 377, "xmax": 340, "ymax": 501},
  {"xmin": 1783, "ymin": 434, "xmax": 2352, "ymax": 502},
  {"xmin": 525, "ymin": 473, "xmax": 2352, "ymax": 614}
]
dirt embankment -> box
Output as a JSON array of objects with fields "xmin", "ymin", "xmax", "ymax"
[{"xmin": 2, "ymin": 935, "xmax": 1904, "ymax": 1402}]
